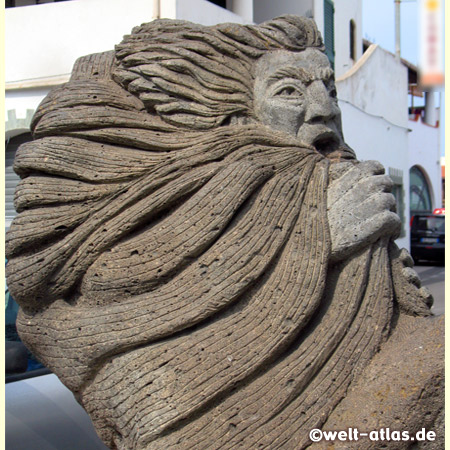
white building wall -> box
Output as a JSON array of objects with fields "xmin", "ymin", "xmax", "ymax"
[
  {"xmin": 174, "ymin": 0, "xmax": 247, "ymax": 25},
  {"xmin": 336, "ymin": 44, "xmax": 410, "ymax": 250},
  {"xmin": 5, "ymin": 0, "xmax": 156, "ymax": 83},
  {"xmin": 5, "ymin": 0, "xmax": 153, "ymax": 137},
  {"xmin": 226, "ymin": 0, "xmax": 253, "ymax": 23},
  {"xmin": 338, "ymin": 102, "xmax": 410, "ymax": 250},
  {"xmin": 337, "ymin": 44, "xmax": 408, "ymax": 129},
  {"xmin": 313, "ymin": 0, "xmax": 324, "ymax": 37},
  {"xmin": 333, "ymin": 0, "xmax": 362, "ymax": 78},
  {"xmin": 6, "ymin": 0, "xmax": 244, "ymax": 86}
]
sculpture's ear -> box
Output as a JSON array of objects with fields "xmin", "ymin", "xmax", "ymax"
[{"xmin": 70, "ymin": 51, "xmax": 116, "ymax": 81}]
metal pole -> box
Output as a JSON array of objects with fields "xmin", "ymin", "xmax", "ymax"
[
  {"xmin": 153, "ymin": 0, "xmax": 160, "ymax": 19},
  {"xmin": 395, "ymin": 0, "xmax": 401, "ymax": 58}
]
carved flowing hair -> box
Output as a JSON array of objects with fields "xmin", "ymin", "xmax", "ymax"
[
  {"xmin": 7, "ymin": 15, "xmax": 328, "ymax": 309},
  {"xmin": 6, "ymin": 16, "xmax": 423, "ymax": 450},
  {"xmin": 112, "ymin": 16, "xmax": 324, "ymax": 129}
]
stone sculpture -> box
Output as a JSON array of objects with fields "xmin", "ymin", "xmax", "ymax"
[{"xmin": 6, "ymin": 16, "xmax": 443, "ymax": 449}]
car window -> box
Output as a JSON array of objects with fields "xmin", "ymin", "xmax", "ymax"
[{"xmin": 415, "ymin": 216, "xmax": 445, "ymax": 232}]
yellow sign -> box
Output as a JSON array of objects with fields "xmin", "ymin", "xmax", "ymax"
[{"xmin": 425, "ymin": 0, "xmax": 439, "ymax": 11}]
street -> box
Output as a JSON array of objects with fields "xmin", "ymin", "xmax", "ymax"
[{"xmin": 414, "ymin": 264, "xmax": 445, "ymax": 316}]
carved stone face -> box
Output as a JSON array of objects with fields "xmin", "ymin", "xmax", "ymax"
[{"xmin": 254, "ymin": 48, "xmax": 344, "ymax": 153}]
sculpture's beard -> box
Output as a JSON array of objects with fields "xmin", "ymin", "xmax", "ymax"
[
  {"xmin": 9, "ymin": 126, "xmax": 392, "ymax": 449},
  {"xmin": 6, "ymin": 55, "xmax": 391, "ymax": 449},
  {"xmin": 9, "ymin": 119, "xmax": 332, "ymax": 370}
]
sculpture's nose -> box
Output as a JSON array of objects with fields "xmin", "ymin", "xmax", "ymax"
[{"xmin": 304, "ymin": 80, "xmax": 337, "ymax": 123}]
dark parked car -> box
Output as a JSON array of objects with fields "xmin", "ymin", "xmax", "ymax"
[{"xmin": 410, "ymin": 213, "xmax": 445, "ymax": 263}]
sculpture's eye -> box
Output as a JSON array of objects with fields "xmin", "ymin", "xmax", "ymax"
[
  {"xmin": 274, "ymin": 86, "xmax": 302, "ymax": 98},
  {"xmin": 329, "ymin": 87, "xmax": 337, "ymax": 98}
]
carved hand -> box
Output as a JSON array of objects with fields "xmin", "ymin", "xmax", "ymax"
[{"xmin": 327, "ymin": 160, "xmax": 401, "ymax": 263}]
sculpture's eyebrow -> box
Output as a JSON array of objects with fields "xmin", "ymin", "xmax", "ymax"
[{"xmin": 267, "ymin": 66, "xmax": 334, "ymax": 86}]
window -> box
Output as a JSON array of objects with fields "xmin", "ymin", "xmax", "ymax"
[
  {"xmin": 349, "ymin": 19, "xmax": 356, "ymax": 61},
  {"xmin": 389, "ymin": 167, "xmax": 406, "ymax": 238},
  {"xmin": 207, "ymin": 0, "xmax": 227, "ymax": 8},
  {"xmin": 6, "ymin": 0, "xmax": 69, "ymax": 7},
  {"xmin": 415, "ymin": 216, "xmax": 445, "ymax": 233},
  {"xmin": 324, "ymin": 0, "xmax": 335, "ymax": 69}
]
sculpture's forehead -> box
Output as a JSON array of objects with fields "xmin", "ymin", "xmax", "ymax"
[{"xmin": 254, "ymin": 48, "xmax": 332, "ymax": 84}]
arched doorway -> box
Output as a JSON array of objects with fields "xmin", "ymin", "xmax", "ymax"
[{"xmin": 409, "ymin": 165, "xmax": 433, "ymax": 216}]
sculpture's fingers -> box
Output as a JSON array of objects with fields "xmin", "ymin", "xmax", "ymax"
[
  {"xmin": 331, "ymin": 175, "xmax": 395, "ymax": 209},
  {"xmin": 361, "ymin": 210, "xmax": 402, "ymax": 242},
  {"xmin": 354, "ymin": 191, "xmax": 398, "ymax": 217},
  {"xmin": 328, "ymin": 160, "xmax": 385, "ymax": 204},
  {"xmin": 329, "ymin": 208, "xmax": 400, "ymax": 263},
  {"xmin": 355, "ymin": 174, "xmax": 394, "ymax": 195}
]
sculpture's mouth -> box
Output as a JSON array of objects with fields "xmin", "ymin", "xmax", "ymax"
[
  {"xmin": 313, "ymin": 132, "xmax": 339, "ymax": 153},
  {"xmin": 313, "ymin": 132, "xmax": 341, "ymax": 158}
]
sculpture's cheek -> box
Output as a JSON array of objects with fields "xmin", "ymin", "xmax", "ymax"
[{"xmin": 254, "ymin": 98, "xmax": 305, "ymax": 138}]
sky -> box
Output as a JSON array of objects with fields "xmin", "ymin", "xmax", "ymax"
[
  {"xmin": 362, "ymin": 0, "xmax": 420, "ymax": 64},
  {"xmin": 362, "ymin": 0, "xmax": 445, "ymax": 157}
]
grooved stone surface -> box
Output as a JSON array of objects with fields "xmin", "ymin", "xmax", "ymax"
[{"xmin": 6, "ymin": 16, "xmax": 443, "ymax": 450}]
